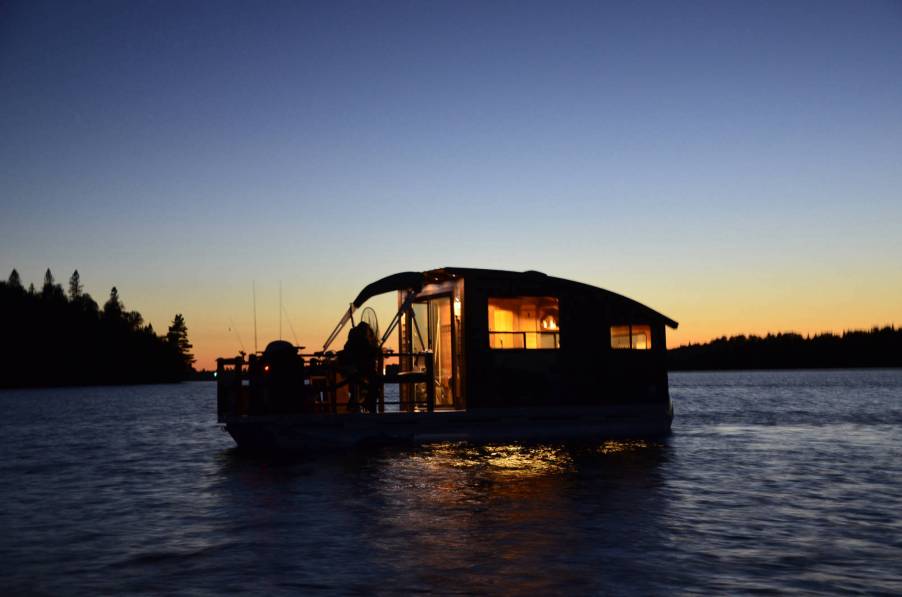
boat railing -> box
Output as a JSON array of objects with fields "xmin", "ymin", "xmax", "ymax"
[
  {"xmin": 488, "ymin": 331, "xmax": 560, "ymax": 349},
  {"xmin": 380, "ymin": 351, "xmax": 436, "ymax": 413},
  {"xmin": 215, "ymin": 356, "xmax": 246, "ymax": 423},
  {"xmin": 216, "ymin": 350, "xmax": 437, "ymax": 421}
]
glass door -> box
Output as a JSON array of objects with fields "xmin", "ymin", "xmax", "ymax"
[{"xmin": 429, "ymin": 297, "xmax": 454, "ymax": 407}]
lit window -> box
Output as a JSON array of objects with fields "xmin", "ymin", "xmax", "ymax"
[
  {"xmin": 611, "ymin": 326, "xmax": 631, "ymax": 349},
  {"xmin": 488, "ymin": 297, "xmax": 560, "ymax": 349},
  {"xmin": 611, "ymin": 324, "xmax": 652, "ymax": 350}
]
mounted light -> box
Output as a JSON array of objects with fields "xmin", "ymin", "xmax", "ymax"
[{"xmin": 454, "ymin": 297, "xmax": 462, "ymax": 318}]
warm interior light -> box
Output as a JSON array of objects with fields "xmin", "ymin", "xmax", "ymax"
[
  {"xmin": 453, "ymin": 297, "xmax": 461, "ymax": 318},
  {"xmin": 610, "ymin": 324, "xmax": 652, "ymax": 350},
  {"xmin": 493, "ymin": 308, "xmax": 514, "ymax": 332},
  {"xmin": 488, "ymin": 296, "xmax": 560, "ymax": 349}
]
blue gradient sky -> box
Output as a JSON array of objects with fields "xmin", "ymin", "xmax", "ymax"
[{"xmin": 2, "ymin": 1, "xmax": 901, "ymax": 368}]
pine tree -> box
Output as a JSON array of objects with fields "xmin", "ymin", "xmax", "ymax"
[
  {"xmin": 8, "ymin": 269, "xmax": 22, "ymax": 290},
  {"xmin": 68, "ymin": 270, "xmax": 83, "ymax": 300},
  {"xmin": 42, "ymin": 268, "xmax": 64, "ymax": 300},
  {"xmin": 104, "ymin": 286, "xmax": 123, "ymax": 318},
  {"xmin": 167, "ymin": 313, "xmax": 195, "ymax": 372},
  {"xmin": 125, "ymin": 310, "xmax": 144, "ymax": 329}
]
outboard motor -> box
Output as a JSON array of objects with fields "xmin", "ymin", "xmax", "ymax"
[
  {"xmin": 339, "ymin": 322, "xmax": 382, "ymax": 412},
  {"xmin": 261, "ymin": 340, "xmax": 304, "ymax": 413}
]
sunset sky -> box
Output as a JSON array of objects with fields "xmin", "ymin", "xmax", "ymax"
[{"xmin": 2, "ymin": 1, "xmax": 900, "ymax": 370}]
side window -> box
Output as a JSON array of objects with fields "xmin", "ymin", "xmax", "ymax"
[
  {"xmin": 611, "ymin": 324, "xmax": 652, "ymax": 350},
  {"xmin": 488, "ymin": 297, "xmax": 560, "ymax": 349}
]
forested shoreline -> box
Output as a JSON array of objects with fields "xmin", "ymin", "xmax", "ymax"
[
  {"xmin": 0, "ymin": 269, "xmax": 195, "ymax": 388},
  {"xmin": 668, "ymin": 327, "xmax": 902, "ymax": 371},
  {"xmin": 2, "ymin": 266, "xmax": 898, "ymax": 387}
]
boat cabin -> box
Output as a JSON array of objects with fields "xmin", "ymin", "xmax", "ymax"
[
  {"xmin": 385, "ymin": 268, "xmax": 678, "ymax": 411},
  {"xmin": 217, "ymin": 267, "xmax": 678, "ymax": 422}
]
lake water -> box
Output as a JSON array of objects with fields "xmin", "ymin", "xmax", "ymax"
[{"xmin": 1, "ymin": 370, "xmax": 901, "ymax": 595}]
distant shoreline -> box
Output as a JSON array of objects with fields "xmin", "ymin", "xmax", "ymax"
[
  {"xmin": 0, "ymin": 370, "xmax": 216, "ymax": 390},
  {"xmin": 3, "ymin": 367, "xmax": 900, "ymax": 392},
  {"xmin": 667, "ymin": 326, "xmax": 901, "ymax": 371},
  {"xmin": 667, "ymin": 365, "xmax": 902, "ymax": 373}
]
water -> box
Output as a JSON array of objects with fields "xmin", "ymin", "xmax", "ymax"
[{"xmin": 1, "ymin": 370, "xmax": 901, "ymax": 595}]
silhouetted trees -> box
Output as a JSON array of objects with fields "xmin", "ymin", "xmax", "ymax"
[
  {"xmin": 103, "ymin": 286, "xmax": 122, "ymax": 319},
  {"xmin": 0, "ymin": 269, "xmax": 196, "ymax": 388},
  {"xmin": 68, "ymin": 270, "xmax": 82, "ymax": 300},
  {"xmin": 41, "ymin": 268, "xmax": 65, "ymax": 302},
  {"xmin": 668, "ymin": 327, "xmax": 902, "ymax": 371},
  {"xmin": 8, "ymin": 269, "xmax": 22, "ymax": 290},
  {"xmin": 167, "ymin": 314, "xmax": 195, "ymax": 376}
]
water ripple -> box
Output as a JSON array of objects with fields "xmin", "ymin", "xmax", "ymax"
[{"xmin": 1, "ymin": 372, "xmax": 901, "ymax": 594}]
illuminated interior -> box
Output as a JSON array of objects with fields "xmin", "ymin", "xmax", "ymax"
[
  {"xmin": 488, "ymin": 296, "xmax": 560, "ymax": 349},
  {"xmin": 610, "ymin": 324, "xmax": 652, "ymax": 350},
  {"xmin": 408, "ymin": 298, "xmax": 455, "ymax": 408}
]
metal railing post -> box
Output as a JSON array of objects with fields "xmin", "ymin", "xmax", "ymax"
[{"xmin": 425, "ymin": 350, "xmax": 435, "ymax": 413}]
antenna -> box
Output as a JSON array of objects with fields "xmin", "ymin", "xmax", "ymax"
[
  {"xmin": 228, "ymin": 317, "xmax": 246, "ymax": 354},
  {"xmin": 281, "ymin": 303, "xmax": 300, "ymax": 347},
  {"xmin": 252, "ymin": 281, "xmax": 258, "ymax": 354},
  {"xmin": 279, "ymin": 280, "xmax": 282, "ymax": 340}
]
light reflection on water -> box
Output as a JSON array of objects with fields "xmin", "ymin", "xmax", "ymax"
[
  {"xmin": 308, "ymin": 439, "xmax": 672, "ymax": 595},
  {"xmin": 1, "ymin": 370, "xmax": 901, "ymax": 594}
]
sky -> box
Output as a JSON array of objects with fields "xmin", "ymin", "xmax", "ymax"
[{"xmin": 2, "ymin": 0, "xmax": 901, "ymax": 369}]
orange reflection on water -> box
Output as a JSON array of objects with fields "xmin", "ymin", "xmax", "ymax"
[
  {"xmin": 484, "ymin": 445, "xmax": 573, "ymax": 477},
  {"xmin": 363, "ymin": 439, "xmax": 668, "ymax": 593},
  {"xmin": 597, "ymin": 439, "xmax": 656, "ymax": 455},
  {"xmin": 413, "ymin": 443, "xmax": 575, "ymax": 478}
]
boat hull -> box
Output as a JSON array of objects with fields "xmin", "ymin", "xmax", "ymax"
[{"xmin": 223, "ymin": 402, "xmax": 674, "ymax": 453}]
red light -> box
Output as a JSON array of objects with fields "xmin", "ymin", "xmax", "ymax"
[{"xmin": 264, "ymin": 365, "xmax": 270, "ymax": 372}]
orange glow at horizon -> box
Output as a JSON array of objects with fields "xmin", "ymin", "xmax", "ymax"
[
  {"xmin": 188, "ymin": 319, "xmax": 899, "ymax": 370},
  {"xmin": 181, "ymin": 280, "xmax": 900, "ymax": 371}
]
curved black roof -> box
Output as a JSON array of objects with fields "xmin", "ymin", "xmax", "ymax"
[
  {"xmin": 352, "ymin": 271, "xmax": 424, "ymax": 308},
  {"xmin": 436, "ymin": 267, "xmax": 679, "ymax": 329},
  {"xmin": 355, "ymin": 267, "xmax": 678, "ymax": 329}
]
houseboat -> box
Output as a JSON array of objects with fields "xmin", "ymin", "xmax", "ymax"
[{"xmin": 216, "ymin": 267, "xmax": 678, "ymax": 452}]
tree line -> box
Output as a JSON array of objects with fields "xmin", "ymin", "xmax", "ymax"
[
  {"xmin": 0, "ymin": 268, "xmax": 195, "ymax": 388},
  {"xmin": 668, "ymin": 326, "xmax": 902, "ymax": 371}
]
